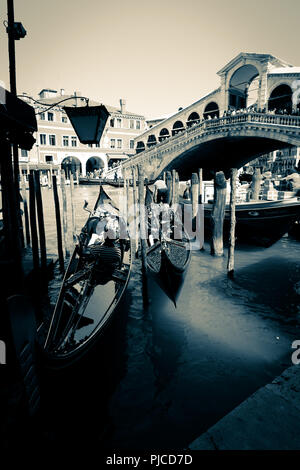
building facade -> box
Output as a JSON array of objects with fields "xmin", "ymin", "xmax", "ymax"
[{"xmin": 20, "ymin": 89, "xmax": 146, "ymax": 176}]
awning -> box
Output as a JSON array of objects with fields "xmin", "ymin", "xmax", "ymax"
[{"xmin": 107, "ymin": 153, "xmax": 128, "ymax": 160}]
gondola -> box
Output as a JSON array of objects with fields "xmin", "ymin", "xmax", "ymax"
[
  {"xmin": 180, "ymin": 193, "xmax": 300, "ymax": 247},
  {"xmin": 145, "ymin": 186, "xmax": 191, "ymax": 306},
  {"xmin": 42, "ymin": 186, "xmax": 133, "ymax": 368}
]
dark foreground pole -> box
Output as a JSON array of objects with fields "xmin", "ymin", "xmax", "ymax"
[
  {"xmin": 138, "ymin": 165, "xmax": 148, "ymax": 306},
  {"xmin": 227, "ymin": 168, "xmax": 237, "ymax": 277},
  {"xmin": 52, "ymin": 175, "xmax": 64, "ymax": 272},
  {"xmin": 34, "ymin": 170, "xmax": 47, "ymax": 271},
  {"xmin": 21, "ymin": 173, "xmax": 30, "ymax": 245},
  {"xmin": 28, "ymin": 171, "xmax": 40, "ymax": 272},
  {"xmin": 210, "ymin": 171, "xmax": 227, "ymax": 256}
]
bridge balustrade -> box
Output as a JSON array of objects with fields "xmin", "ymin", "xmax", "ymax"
[{"xmin": 131, "ymin": 112, "xmax": 300, "ymax": 160}]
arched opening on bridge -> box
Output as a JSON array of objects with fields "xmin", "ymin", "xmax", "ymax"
[
  {"xmin": 136, "ymin": 141, "xmax": 146, "ymax": 153},
  {"xmin": 229, "ymin": 64, "xmax": 259, "ymax": 110},
  {"xmin": 172, "ymin": 120, "xmax": 185, "ymax": 136},
  {"xmin": 159, "ymin": 128, "xmax": 170, "ymax": 142},
  {"xmin": 61, "ymin": 156, "xmax": 82, "ymax": 178},
  {"xmin": 203, "ymin": 102, "xmax": 219, "ymax": 119},
  {"xmin": 147, "ymin": 135, "xmax": 157, "ymax": 148},
  {"xmin": 187, "ymin": 112, "xmax": 200, "ymax": 127},
  {"xmin": 86, "ymin": 156, "xmax": 105, "ymax": 174},
  {"xmin": 268, "ymin": 84, "xmax": 293, "ymax": 114}
]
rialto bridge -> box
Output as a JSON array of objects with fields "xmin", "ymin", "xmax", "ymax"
[{"xmin": 122, "ymin": 52, "xmax": 300, "ymax": 179}]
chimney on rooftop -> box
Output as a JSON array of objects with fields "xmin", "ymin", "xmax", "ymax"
[{"xmin": 120, "ymin": 98, "xmax": 126, "ymax": 114}]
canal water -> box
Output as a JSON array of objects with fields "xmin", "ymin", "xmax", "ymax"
[{"xmin": 36, "ymin": 184, "xmax": 300, "ymax": 450}]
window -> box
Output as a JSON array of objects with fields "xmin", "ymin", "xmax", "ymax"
[
  {"xmin": 129, "ymin": 140, "xmax": 134, "ymax": 149},
  {"xmin": 117, "ymin": 139, "xmax": 122, "ymax": 149},
  {"xmin": 95, "ymin": 143, "xmax": 100, "ymax": 148},
  {"xmin": 49, "ymin": 134, "xmax": 56, "ymax": 146},
  {"xmin": 88, "ymin": 144, "xmax": 93, "ymax": 148},
  {"xmin": 136, "ymin": 120, "xmax": 141, "ymax": 129},
  {"xmin": 110, "ymin": 139, "xmax": 115, "ymax": 149},
  {"xmin": 110, "ymin": 118, "xmax": 115, "ymax": 127},
  {"xmin": 48, "ymin": 112, "xmax": 54, "ymax": 121},
  {"xmin": 130, "ymin": 119, "xmax": 134, "ymax": 129},
  {"xmin": 116, "ymin": 118, "xmax": 122, "ymax": 128},
  {"xmin": 71, "ymin": 136, "xmax": 77, "ymax": 147},
  {"xmin": 45, "ymin": 155, "xmax": 53, "ymax": 163},
  {"xmin": 62, "ymin": 116, "xmax": 68, "ymax": 123},
  {"xmin": 40, "ymin": 112, "xmax": 45, "ymax": 121},
  {"xmin": 40, "ymin": 134, "xmax": 46, "ymax": 145},
  {"xmin": 21, "ymin": 149, "xmax": 28, "ymax": 157},
  {"xmin": 63, "ymin": 136, "xmax": 69, "ymax": 147}
]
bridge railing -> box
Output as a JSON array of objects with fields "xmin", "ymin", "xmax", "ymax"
[{"xmin": 124, "ymin": 112, "xmax": 300, "ymax": 167}]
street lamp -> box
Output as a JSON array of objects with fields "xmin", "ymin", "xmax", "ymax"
[
  {"xmin": 63, "ymin": 104, "xmax": 110, "ymax": 145},
  {"xmin": 18, "ymin": 95, "xmax": 111, "ymax": 146}
]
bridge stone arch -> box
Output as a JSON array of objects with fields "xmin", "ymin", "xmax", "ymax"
[
  {"xmin": 172, "ymin": 120, "xmax": 185, "ymax": 136},
  {"xmin": 159, "ymin": 128, "xmax": 170, "ymax": 142},
  {"xmin": 268, "ymin": 83, "xmax": 293, "ymax": 113},
  {"xmin": 203, "ymin": 102, "xmax": 219, "ymax": 119},
  {"xmin": 187, "ymin": 112, "xmax": 200, "ymax": 127},
  {"xmin": 228, "ymin": 64, "xmax": 260, "ymax": 110},
  {"xmin": 147, "ymin": 134, "xmax": 157, "ymax": 148},
  {"xmin": 136, "ymin": 141, "xmax": 146, "ymax": 153}
]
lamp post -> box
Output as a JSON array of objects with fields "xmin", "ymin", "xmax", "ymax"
[{"xmin": 6, "ymin": 0, "xmax": 27, "ymax": 246}]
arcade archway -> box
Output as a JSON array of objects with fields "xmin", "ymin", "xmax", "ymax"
[
  {"xmin": 86, "ymin": 156, "xmax": 105, "ymax": 174},
  {"xmin": 159, "ymin": 128, "xmax": 170, "ymax": 142},
  {"xmin": 147, "ymin": 135, "xmax": 157, "ymax": 148},
  {"xmin": 228, "ymin": 64, "xmax": 259, "ymax": 110},
  {"xmin": 61, "ymin": 156, "xmax": 82, "ymax": 178},
  {"xmin": 268, "ymin": 84, "xmax": 293, "ymax": 114},
  {"xmin": 172, "ymin": 120, "xmax": 185, "ymax": 136},
  {"xmin": 187, "ymin": 112, "xmax": 200, "ymax": 127},
  {"xmin": 136, "ymin": 141, "xmax": 146, "ymax": 153},
  {"xmin": 203, "ymin": 102, "xmax": 219, "ymax": 119}
]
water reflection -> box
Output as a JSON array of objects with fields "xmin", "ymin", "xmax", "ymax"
[{"xmin": 37, "ymin": 186, "xmax": 300, "ymax": 450}]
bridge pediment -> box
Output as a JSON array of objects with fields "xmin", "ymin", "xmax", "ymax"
[{"xmin": 217, "ymin": 52, "xmax": 291, "ymax": 77}]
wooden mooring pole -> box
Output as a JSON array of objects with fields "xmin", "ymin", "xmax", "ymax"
[
  {"xmin": 60, "ymin": 171, "xmax": 70, "ymax": 257},
  {"xmin": 191, "ymin": 173, "xmax": 199, "ymax": 219},
  {"xmin": 227, "ymin": 168, "xmax": 237, "ymax": 277},
  {"xmin": 165, "ymin": 171, "xmax": 172, "ymax": 204},
  {"xmin": 28, "ymin": 171, "xmax": 40, "ymax": 272},
  {"xmin": 251, "ymin": 168, "xmax": 262, "ymax": 200},
  {"xmin": 33, "ymin": 170, "xmax": 47, "ymax": 272},
  {"xmin": 132, "ymin": 167, "xmax": 138, "ymax": 256},
  {"xmin": 21, "ymin": 173, "xmax": 30, "ymax": 245},
  {"xmin": 198, "ymin": 168, "xmax": 205, "ymax": 250},
  {"xmin": 138, "ymin": 166, "xmax": 148, "ymax": 306},
  {"xmin": 52, "ymin": 175, "xmax": 64, "ymax": 272},
  {"xmin": 69, "ymin": 173, "xmax": 77, "ymax": 243},
  {"xmin": 210, "ymin": 171, "xmax": 227, "ymax": 257}
]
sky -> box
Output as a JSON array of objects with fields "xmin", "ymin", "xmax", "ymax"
[{"xmin": 0, "ymin": 0, "xmax": 300, "ymax": 118}]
